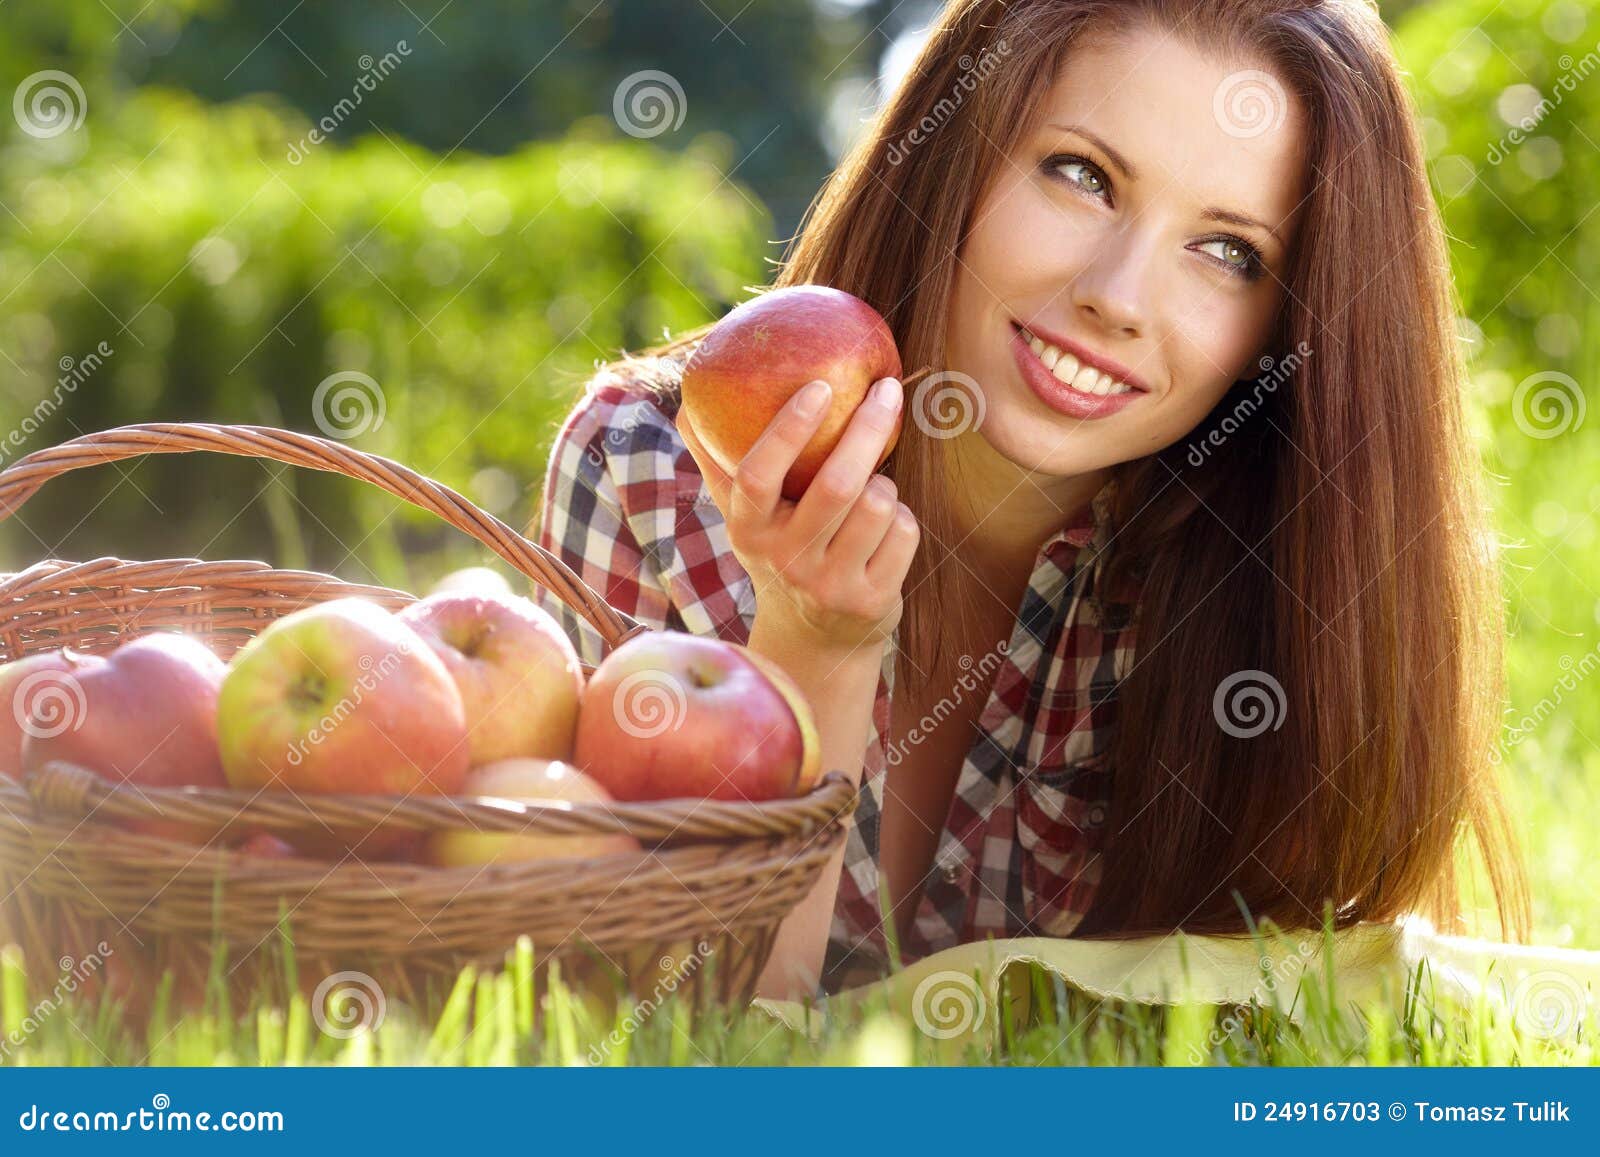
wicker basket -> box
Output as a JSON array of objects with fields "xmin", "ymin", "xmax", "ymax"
[{"xmin": 0, "ymin": 422, "xmax": 855, "ymax": 1022}]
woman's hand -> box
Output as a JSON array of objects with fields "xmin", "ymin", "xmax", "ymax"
[{"xmin": 676, "ymin": 376, "xmax": 919, "ymax": 657}]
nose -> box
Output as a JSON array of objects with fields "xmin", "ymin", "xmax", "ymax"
[{"xmin": 1069, "ymin": 227, "xmax": 1150, "ymax": 339}]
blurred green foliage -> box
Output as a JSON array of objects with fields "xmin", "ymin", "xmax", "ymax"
[
  {"xmin": 0, "ymin": 90, "xmax": 769, "ymax": 585},
  {"xmin": 1394, "ymin": 0, "xmax": 1600, "ymax": 942}
]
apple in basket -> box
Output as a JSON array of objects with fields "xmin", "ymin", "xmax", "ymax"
[
  {"xmin": 0, "ymin": 650, "xmax": 79, "ymax": 779},
  {"xmin": 678, "ymin": 285, "xmax": 904, "ymax": 501},
  {"xmin": 398, "ymin": 591, "xmax": 584, "ymax": 766},
  {"xmin": 15, "ymin": 633, "xmax": 230, "ymax": 840},
  {"xmin": 427, "ymin": 758, "xmax": 640, "ymax": 867},
  {"xmin": 573, "ymin": 632, "xmax": 821, "ymax": 802},
  {"xmin": 216, "ymin": 597, "xmax": 470, "ymax": 855}
]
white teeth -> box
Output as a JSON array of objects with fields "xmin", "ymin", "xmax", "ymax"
[{"xmin": 1021, "ymin": 327, "xmax": 1134, "ymax": 396}]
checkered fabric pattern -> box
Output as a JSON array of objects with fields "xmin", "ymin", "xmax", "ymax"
[{"xmin": 533, "ymin": 360, "xmax": 1140, "ymax": 995}]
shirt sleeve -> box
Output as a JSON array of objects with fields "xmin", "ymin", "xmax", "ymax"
[{"xmin": 531, "ymin": 382, "xmax": 676, "ymax": 669}]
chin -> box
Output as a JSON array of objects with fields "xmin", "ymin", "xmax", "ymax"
[{"xmin": 965, "ymin": 398, "xmax": 1122, "ymax": 479}]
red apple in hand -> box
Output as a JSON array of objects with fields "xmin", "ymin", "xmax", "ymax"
[
  {"xmin": 398, "ymin": 591, "xmax": 584, "ymax": 766},
  {"xmin": 216, "ymin": 598, "xmax": 470, "ymax": 855},
  {"xmin": 427, "ymin": 758, "xmax": 640, "ymax": 866},
  {"xmin": 18, "ymin": 634, "xmax": 229, "ymax": 840},
  {"xmin": 679, "ymin": 285, "xmax": 904, "ymax": 500},
  {"xmin": 0, "ymin": 650, "xmax": 78, "ymax": 779},
  {"xmin": 573, "ymin": 632, "xmax": 821, "ymax": 802}
]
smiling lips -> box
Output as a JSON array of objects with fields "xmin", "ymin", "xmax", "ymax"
[{"xmin": 1009, "ymin": 323, "xmax": 1147, "ymax": 420}]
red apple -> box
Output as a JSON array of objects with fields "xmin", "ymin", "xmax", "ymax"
[
  {"xmin": 398, "ymin": 591, "xmax": 583, "ymax": 766},
  {"xmin": 216, "ymin": 598, "xmax": 470, "ymax": 855},
  {"xmin": 679, "ymin": 285, "xmax": 904, "ymax": 500},
  {"xmin": 0, "ymin": 650, "xmax": 78, "ymax": 779},
  {"xmin": 573, "ymin": 632, "xmax": 821, "ymax": 802},
  {"xmin": 427, "ymin": 758, "xmax": 640, "ymax": 867},
  {"xmin": 233, "ymin": 832, "xmax": 301, "ymax": 859},
  {"xmin": 18, "ymin": 634, "xmax": 230, "ymax": 840}
]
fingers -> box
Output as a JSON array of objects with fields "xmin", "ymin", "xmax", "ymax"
[
  {"xmin": 728, "ymin": 379, "xmax": 834, "ymax": 527},
  {"xmin": 866, "ymin": 500, "xmax": 919, "ymax": 588},
  {"xmin": 789, "ymin": 377, "xmax": 903, "ymax": 557},
  {"xmin": 826, "ymin": 474, "xmax": 900, "ymax": 569}
]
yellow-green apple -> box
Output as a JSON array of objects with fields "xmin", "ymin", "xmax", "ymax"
[
  {"xmin": 397, "ymin": 591, "xmax": 583, "ymax": 766},
  {"xmin": 0, "ymin": 650, "xmax": 77, "ymax": 779},
  {"xmin": 427, "ymin": 757, "xmax": 640, "ymax": 866},
  {"xmin": 428, "ymin": 566, "xmax": 513, "ymax": 597},
  {"xmin": 18, "ymin": 634, "xmax": 230, "ymax": 840},
  {"xmin": 216, "ymin": 598, "xmax": 470, "ymax": 857},
  {"xmin": 679, "ymin": 285, "xmax": 904, "ymax": 500},
  {"xmin": 573, "ymin": 632, "xmax": 821, "ymax": 802}
]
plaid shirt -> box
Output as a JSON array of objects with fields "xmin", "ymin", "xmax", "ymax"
[{"xmin": 533, "ymin": 362, "xmax": 1140, "ymax": 994}]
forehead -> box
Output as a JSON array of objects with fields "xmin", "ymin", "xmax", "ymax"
[{"xmin": 1033, "ymin": 22, "xmax": 1308, "ymax": 238}]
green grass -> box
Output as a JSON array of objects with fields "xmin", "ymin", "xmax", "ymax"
[{"xmin": 0, "ymin": 923, "xmax": 1592, "ymax": 1067}]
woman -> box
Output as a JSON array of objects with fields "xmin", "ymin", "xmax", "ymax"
[{"xmin": 533, "ymin": 0, "xmax": 1529, "ymax": 1002}]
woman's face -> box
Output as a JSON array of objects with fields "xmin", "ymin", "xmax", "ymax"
[{"xmin": 944, "ymin": 24, "xmax": 1307, "ymax": 478}]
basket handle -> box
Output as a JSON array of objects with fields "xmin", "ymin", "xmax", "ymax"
[{"xmin": 0, "ymin": 422, "xmax": 646, "ymax": 652}]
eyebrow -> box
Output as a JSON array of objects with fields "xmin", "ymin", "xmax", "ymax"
[{"xmin": 1045, "ymin": 121, "xmax": 1287, "ymax": 248}]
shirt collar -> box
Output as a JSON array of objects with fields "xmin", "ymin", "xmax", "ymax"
[{"xmin": 1043, "ymin": 476, "xmax": 1117, "ymax": 554}]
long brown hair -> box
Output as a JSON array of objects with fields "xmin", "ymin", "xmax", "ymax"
[{"xmin": 572, "ymin": 0, "xmax": 1529, "ymax": 942}]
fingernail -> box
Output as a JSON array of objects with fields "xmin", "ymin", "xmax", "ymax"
[
  {"xmin": 873, "ymin": 377, "xmax": 902, "ymax": 409},
  {"xmin": 796, "ymin": 380, "xmax": 831, "ymax": 417}
]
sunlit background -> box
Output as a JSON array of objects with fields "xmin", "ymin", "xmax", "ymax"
[{"xmin": 1, "ymin": 0, "xmax": 1595, "ymax": 949}]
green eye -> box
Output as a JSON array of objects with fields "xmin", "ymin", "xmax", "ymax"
[
  {"xmin": 1197, "ymin": 237, "xmax": 1264, "ymax": 278},
  {"xmin": 1058, "ymin": 159, "xmax": 1105, "ymax": 194}
]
